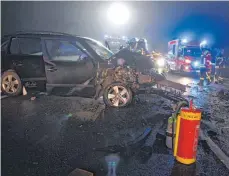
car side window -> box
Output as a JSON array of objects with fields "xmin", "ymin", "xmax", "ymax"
[
  {"xmin": 10, "ymin": 38, "xmax": 20, "ymax": 54},
  {"xmin": 19, "ymin": 38, "xmax": 42, "ymax": 55},
  {"xmin": 45, "ymin": 40, "xmax": 88, "ymax": 62}
]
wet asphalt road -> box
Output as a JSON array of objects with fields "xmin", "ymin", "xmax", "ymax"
[{"xmin": 2, "ymin": 73, "xmax": 229, "ymax": 176}]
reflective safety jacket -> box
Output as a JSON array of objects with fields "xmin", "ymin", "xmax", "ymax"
[{"xmin": 200, "ymin": 51, "xmax": 212, "ymax": 70}]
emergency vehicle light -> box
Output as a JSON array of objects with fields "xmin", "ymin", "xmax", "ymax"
[
  {"xmin": 185, "ymin": 59, "xmax": 191, "ymax": 64},
  {"xmin": 200, "ymin": 40, "xmax": 207, "ymax": 46},
  {"xmin": 182, "ymin": 38, "xmax": 188, "ymax": 43},
  {"xmin": 194, "ymin": 61, "xmax": 199, "ymax": 67}
]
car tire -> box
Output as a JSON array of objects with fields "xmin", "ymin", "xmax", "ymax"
[
  {"xmin": 103, "ymin": 82, "xmax": 133, "ymax": 108},
  {"xmin": 1, "ymin": 70, "xmax": 22, "ymax": 96}
]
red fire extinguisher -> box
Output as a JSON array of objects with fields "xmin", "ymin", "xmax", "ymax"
[{"xmin": 173, "ymin": 100, "xmax": 202, "ymax": 165}]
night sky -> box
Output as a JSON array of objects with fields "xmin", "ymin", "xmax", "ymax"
[{"xmin": 1, "ymin": 1, "xmax": 229, "ymax": 52}]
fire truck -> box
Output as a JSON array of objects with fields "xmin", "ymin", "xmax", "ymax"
[{"xmin": 167, "ymin": 39, "xmax": 202, "ymax": 72}]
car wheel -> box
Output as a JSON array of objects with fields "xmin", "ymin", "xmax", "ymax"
[
  {"xmin": 1, "ymin": 70, "xmax": 22, "ymax": 96},
  {"xmin": 103, "ymin": 82, "xmax": 133, "ymax": 108}
]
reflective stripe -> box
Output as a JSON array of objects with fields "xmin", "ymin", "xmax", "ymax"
[
  {"xmin": 176, "ymin": 156, "xmax": 196, "ymax": 165},
  {"xmin": 200, "ymin": 78, "xmax": 204, "ymax": 80}
]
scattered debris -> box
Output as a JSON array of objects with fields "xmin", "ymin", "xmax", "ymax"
[
  {"xmin": 30, "ymin": 96, "xmax": 36, "ymax": 101},
  {"xmin": 68, "ymin": 168, "xmax": 93, "ymax": 176},
  {"xmin": 23, "ymin": 86, "xmax": 27, "ymax": 95}
]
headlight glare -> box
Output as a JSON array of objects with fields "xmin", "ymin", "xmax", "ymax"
[{"xmin": 156, "ymin": 58, "xmax": 165, "ymax": 67}]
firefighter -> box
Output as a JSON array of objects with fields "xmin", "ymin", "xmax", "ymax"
[
  {"xmin": 198, "ymin": 48, "xmax": 212, "ymax": 86},
  {"xmin": 126, "ymin": 38, "xmax": 138, "ymax": 52},
  {"xmin": 135, "ymin": 38, "xmax": 150, "ymax": 56}
]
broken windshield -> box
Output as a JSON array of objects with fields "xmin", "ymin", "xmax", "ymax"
[{"xmin": 85, "ymin": 38, "xmax": 114, "ymax": 60}]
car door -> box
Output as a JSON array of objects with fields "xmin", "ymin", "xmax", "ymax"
[
  {"xmin": 5, "ymin": 37, "xmax": 46, "ymax": 88},
  {"xmin": 43, "ymin": 38, "xmax": 96, "ymax": 88}
]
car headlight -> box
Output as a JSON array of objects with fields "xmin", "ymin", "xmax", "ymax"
[{"xmin": 156, "ymin": 58, "xmax": 165, "ymax": 67}]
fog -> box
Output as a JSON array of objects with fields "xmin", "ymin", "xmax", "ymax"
[{"xmin": 2, "ymin": 1, "xmax": 229, "ymax": 52}]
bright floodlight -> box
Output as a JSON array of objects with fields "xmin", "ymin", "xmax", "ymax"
[{"xmin": 107, "ymin": 3, "xmax": 129, "ymax": 25}]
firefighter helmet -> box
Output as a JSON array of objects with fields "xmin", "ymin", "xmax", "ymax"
[{"xmin": 127, "ymin": 37, "xmax": 139, "ymax": 45}]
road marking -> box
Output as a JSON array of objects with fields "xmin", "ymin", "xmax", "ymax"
[
  {"xmin": 1, "ymin": 95, "xmax": 8, "ymax": 99},
  {"xmin": 200, "ymin": 129, "xmax": 229, "ymax": 170}
]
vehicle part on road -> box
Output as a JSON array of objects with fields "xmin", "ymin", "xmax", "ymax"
[
  {"xmin": 68, "ymin": 168, "xmax": 93, "ymax": 176},
  {"xmin": 103, "ymin": 82, "xmax": 133, "ymax": 107},
  {"xmin": 1, "ymin": 70, "xmax": 22, "ymax": 96},
  {"xmin": 22, "ymin": 86, "xmax": 27, "ymax": 95},
  {"xmin": 174, "ymin": 100, "xmax": 202, "ymax": 165}
]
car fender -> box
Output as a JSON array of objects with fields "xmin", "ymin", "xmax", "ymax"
[
  {"xmin": 1, "ymin": 69, "xmax": 17, "ymax": 76},
  {"xmin": 94, "ymin": 66, "xmax": 137, "ymax": 99}
]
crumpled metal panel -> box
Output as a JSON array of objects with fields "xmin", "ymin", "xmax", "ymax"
[
  {"xmin": 137, "ymin": 74, "xmax": 152, "ymax": 84},
  {"xmin": 156, "ymin": 79, "xmax": 186, "ymax": 92}
]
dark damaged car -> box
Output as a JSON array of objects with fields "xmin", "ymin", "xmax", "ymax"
[{"xmin": 1, "ymin": 31, "xmax": 185, "ymax": 107}]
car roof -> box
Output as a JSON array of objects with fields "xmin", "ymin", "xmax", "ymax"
[{"xmin": 2, "ymin": 31, "xmax": 86, "ymax": 40}]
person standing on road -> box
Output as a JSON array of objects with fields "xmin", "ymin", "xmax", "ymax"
[{"xmin": 198, "ymin": 49, "xmax": 212, "ymax": 86}]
